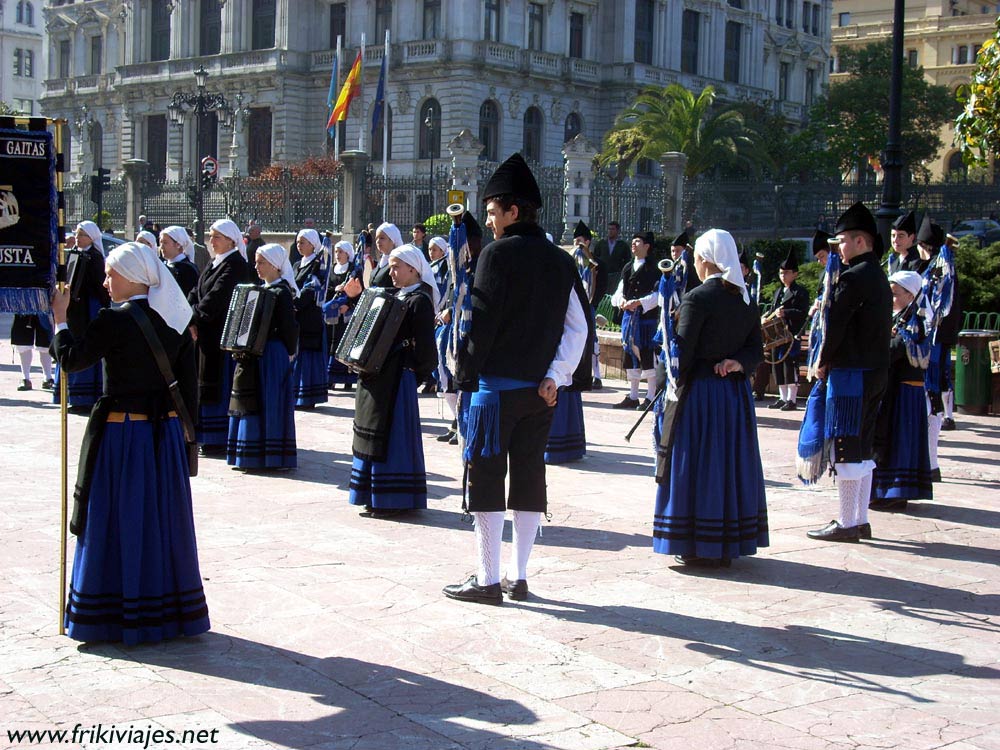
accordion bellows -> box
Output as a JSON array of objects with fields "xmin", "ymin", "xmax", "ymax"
[
  {"xmin": 335, "ymin": 288, "xmax": 406, "ymax": 375},
  {"xmin": 221, "ymin": 284, "xmax": 276, "ymax": 357}
]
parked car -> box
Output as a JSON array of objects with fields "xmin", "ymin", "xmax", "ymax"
[
  {"xmin": 949, "ymin": 219, "xmax": 1000, "ymax": 247},
  {"xmin": 102, "ymin": 233, "xmax": 128, "ymax": 251}
]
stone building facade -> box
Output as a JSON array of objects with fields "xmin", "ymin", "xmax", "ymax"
[
  {"xmin": 2, "ymin": 0, "xmax": 45, "ymax": 116},
  {"xmin": 40, "ymin": 0, "xmax": 831, "ymax": 183}
]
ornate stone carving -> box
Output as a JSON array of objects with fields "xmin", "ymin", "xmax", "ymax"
[
  {"xmin": 396, "ymin": 86, "xmax": 412, "ymax": 116},
  {"xmin": 508, "ymin": 91, "xmax": 521, "ymax": 119}
]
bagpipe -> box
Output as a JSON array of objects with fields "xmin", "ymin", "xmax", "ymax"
[
  {"xmin": 892, "ymin": 296, "xmax": 931, "ymax": 370},
  {"xmin": 805, "ymin": 251, "xmax": 842, "ymax": 382},
  {"xmin": 445, "ymin": 203, "xmax": 474, "ymax": 374}
]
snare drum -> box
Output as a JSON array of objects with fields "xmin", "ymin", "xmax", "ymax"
[{"xmin": 761, "ymin": 316, "xmax": 793, "ymax": 352}]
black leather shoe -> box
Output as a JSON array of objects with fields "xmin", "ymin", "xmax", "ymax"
[
  {"xmin": 16, "ymin": 379, "xmax": 31, "ymax": 391},
  {"xmin": 930, "ymin": 468, "xmax": 942, "ymax": 483},
  {"xmin": 941, "ymin": 417, "xmax": 956, "ymax": 431},
  {"xmin": 344, "ymin": 382, "xmax": 354, "ymax": 391},
  {"xmin": 613, "ymin": 396, "xmax": 640, "ymax": 410},
  {"xmin": 858, "ymin": 522, "xmax": 872, "ymax": 539},
  {"xmin": 436, "ymin": 429, "xmax": 457, "ymax": 443},
  {"xmin": 592, "ymin": 379, "xmax": 603, "ymax": 390},
  {"xmin": 200, "ymin": 445, "xmax": 226, "ymax": 458},
  {"xmin": 420, "ymin": 382, "xmax": 438, "ymax": 394},
  {"xmin": 636, "ymin": 398, "xmax": 652, "ymax": 411},
  {"xmin": 41, "ymin": 379, "xmax": 54, "ymax": 390},
  {"xmin": 443, "ymin": 575, "xmax": 502, "ymax": 605},
  {"xmin": 806, "ymin": 520, "xmax": 860, "ymax": 542},
  {"xmin": 869, "ymin": 498, "xmax": 908, "ymax": 512},
  {"xmin": 500, "ymin": 577, "xmax": 528, "ymax": 601},
  {"xmin": 673, "ymin": 555, "xmax": 732, "ymax": 568},
  {"xmin": 780, "ymin": 401, "xmax": 798, "ymax": 411},
  {"xmin": 448, "ymin": 433, "xmax": 459, "ymax": 445},
  {"xmin": 767, "ymin": 399, "xmax": 786, "ymax": 410}
]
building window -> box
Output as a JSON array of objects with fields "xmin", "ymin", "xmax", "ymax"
[
  {"xmin": 248, "ymin": 108, "xmax": 273, "ymax": 176},
  {"xmin": 375, "ymin": 0, "xmax": 392, "ymax": 44},
  {"xmin": 252, "ymin": 0, "xmax": 276, "ymax": 50},
  {"xmin": 58, "ymin": 40, "xmax": 71, "ymax": 77},
  {"xmin": 838, "ymin": 11, "xmax": 850, "ymax": 26},
  {"xmin": 16, "ymin": 1, "xmax": 34, "ymax": 26},
  {"xmin": 681, "ymin": 10, "xmax": 699, "ymax": 74},
  {"xmin": 569, "ymin": 12, "xmax": 584, "ymax": 59},
  {"xmin": 724, "ymin": 22, "xmax": 741, "ymax": 83},
  {"xmin": 14, "ymin": 49, "xmax": 34, "ymax": 78},
  {"xmin": 947, "ymin": 151, "xmax": 967, "ymax": 179},
  {"xmin": 197, "ymin": 111, "xmax": 219, "ymax": 170},
  {"xmin": 330, "ymin": 3, "xmax": 346, "ymax": 47},
  {"xmin": 635, "ymin": 0, "xmax": 654, "ymax": 65},
  {"xmin": 785, "ymin": 0, "xmax": 794, "ymax": 28},
  {"xmin": 479, "ymin": 99, "xmax": 499, "ymax": 161},
  {"xmin": 12, "ymin": 98, "xmax": 33, "ymax": 115},
  {"xmin": 90, "ymin": 121, "xmax": 104, "ymax": 170},
  {"xmin": 423, "ymin": 0, "xmax": 441, "ymax": 40},
  {"xmin": 418, "ymin": 98, "xmax": 441, "ymax": 159},
  {"xmin": 728, "ymin": 0, "xmax": 744, "ymax": 7},
  {"xmin": 805, "ymin": 67, "xmax": 816, "ymax": 106},
  {"xmin": 528, "ymin": 2, "xmax": 544, "ymax": 51},
  {"xmin": 811, "ymin": 4, "xmax": 820, "ymax": 35},
  {"xmin": 564, "ymin": 112, "xmax": 582, "ymax": 143},
  {"xmin": 150, "ymin": 0, "xmax": 171, "ymax": 61},
  {"xmin": 371, "ymin": 105, "xmax": 393, "ymax": 160},
  {"xmin": 907, "ymin": 48, "xmax": 918, "ymax": 67},
  {"xmin": 974, "ymin": 43, "xmax": 983, "ymax": 60},
  {"xmin": 802, "ymin": 1, "xmax": 809, "ymax": 32},
  {"xmin": 200, "ymin": 0, "xmax": 222, "ymax": 56},
  {"xmin": 956, "ymin": 45, "xmax": 969, "ymax": 64},
  {"xmin": 146, "ymin": 114, "xmax": 168, "ymax": 182},
  {"xmin": 484, "ymin": 0, "xmax": 501, "ymax": 41},
  {"xmin": 636, "ymin": 157, "xmax": 654, "ymax": 176},
  {"xmin": 89, "ymin": 36, "xmax": 103, "ymax": 75},
  {"xmin": 13, "ymin": 49, "xmax": 23, "ymax": 77},
  {"xmin": 522, "ymin": 106, "xmax": 543, "ymax": 162},
  {"xmin": 779, "ymin": 61, "xmax": 790, "ymax": 100},
  {"xmin": 776, "ymin": 0, "xmax": 783, "ymax": 25}
]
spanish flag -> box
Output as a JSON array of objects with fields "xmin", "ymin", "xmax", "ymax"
[{"xmin": 327, "ymin": 51, "xmax": 362, "ymax": 128}]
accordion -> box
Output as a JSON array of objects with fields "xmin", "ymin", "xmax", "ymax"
[
  {"xmin": 220, "ymin": 284, "xmax": 275, "ymax": 357},
  {"xmin": 334, "ymin": 287, "xmax": 406, "ymax": 375}
]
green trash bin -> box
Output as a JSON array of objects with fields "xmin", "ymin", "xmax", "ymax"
[{"xmin": 955, "ymin": 330, "xmax": 999, "ymax": 416}]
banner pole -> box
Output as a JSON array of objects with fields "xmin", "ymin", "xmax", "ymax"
[{"xmin": 53, "ymin": 118, "xmax": 68, "ymax": 636}]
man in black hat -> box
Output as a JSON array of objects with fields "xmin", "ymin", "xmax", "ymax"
[
  {"xmin": 670, "ymin": 232, "xmax": 700, "ymax": 297},
  {"xmin": 443, "ymin": 153, "xmax": 592, "ymax": 605},
  {"xmin": 610, "ymin": 230, "xmax": 661, "ymax": 410},
  {"xmin": 806, "ymin": 202, "xmax": 892, "ymax": 543},
  {"xmin": 766, "ymin": 247, "xmax": 810, "ymax": 411},
  {"xmin": 572, "ymin": 220, "xmax": 608, "ymax": 388},
  {"xmin": 888, "ymin": 210, "xmax": 920, "ymax": 275}
]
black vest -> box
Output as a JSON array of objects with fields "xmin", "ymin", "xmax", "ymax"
[{"xmin": 620, "ymin": 259, "xmax": 661, "ymax": 320}]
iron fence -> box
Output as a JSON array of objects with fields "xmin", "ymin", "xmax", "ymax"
[
  {"xmin": 63, "ymin": 179, "xmax": 127, "ymax": 232},
  {"xmin": 223, "ymin": 170, "xmax": 344, "ymax": 231},
  {"xmin": 477, "ymin": 159, "xmax": 565, "ymax": 236},
  {"xmin": 590, "ymin": 174, "xmax": 663, "ymax": 235},
  {"xmin": 362, "ymin": 166, "xmax": 451, "ymax": 230}
]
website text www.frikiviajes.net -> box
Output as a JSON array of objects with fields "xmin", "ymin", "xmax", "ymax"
[{"xmin": 5, "ymin": 723, "xmax": 221, "ymax": 748}]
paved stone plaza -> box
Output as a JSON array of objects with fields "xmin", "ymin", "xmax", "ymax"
[{"xmin": 1, "ymin": 348, "xmax": 998, "ymax": 750}]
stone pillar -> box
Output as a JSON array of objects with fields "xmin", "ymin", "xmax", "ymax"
[
  {"xmin": 659, "ymin": 151, "xmax": 687, "ymax": 236},
  {"xmin": 122, "ymin": 159, "xmax": 149, "ymax": 238},
  {"xmin": 562, "ymin": 134, "xmax": 597, "ymax": 243},
  {"xmin": 447, "ymin": 128, "xmax": 484, "ymax": 211},
  {"xmin": 340, "ymin": 150, "xmax": 370, "ymax": 238}
]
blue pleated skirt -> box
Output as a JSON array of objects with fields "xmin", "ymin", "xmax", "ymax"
[
  {"xmin": 53, "ymin": 299, "xmax": 103, "ymax": 409},
  {"xmin": 653, "ymin": 376, "xmax": 769, "ymax": 559},
  {"xmin": 295, "ymin": 327, "xmax": 329, "ymax": 408},
  {"xmin": 65, "ymin": 416, "xmax": 210, "ymax": 644},
  {"xmin": 328, "ymin": 320, "xmax": 358, "ymax": 386},
  {"xmin": 544, "ymin": 389, "xmax": 586, "ymax": 464},
  {"xmin": 227, "ymin": 341, "xmax": 297, "ymax": 469},
  {"xmin": 872, "ymin": 383, "xmax": 933, "ymax": 501},
  {"xmin": 197, "ymin": 353, "xmax": 235, "ymax": 449},
  {"xmin": 349, "ymin": 370, "xmax": 427, "ymax": 510}
]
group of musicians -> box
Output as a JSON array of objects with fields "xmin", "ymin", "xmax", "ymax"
[{"xmin": 22, "ymin": 152, "xmax": 962, "ymax": 643}]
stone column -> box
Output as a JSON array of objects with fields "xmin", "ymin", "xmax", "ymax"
[
  {"xmin": 447, "ymin": 128, "xmax": 484, "ymax": 211},
  {"xmin": 562, "ymin": 134, "xmax": 597, "ymax": 243},
  {"xmin": 122, "ymin": 159, "xmax": 149, "ymax": 238},
  {"xmin": 659, "ymin": 151, "xmax": 687, "ymax": 236},
  {"xmin": 340, "ymin": 150, "xmax": 370, "ymax": 238}
]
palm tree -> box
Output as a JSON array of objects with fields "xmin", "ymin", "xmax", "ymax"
[{"xmin": 596, "ymin": 84, "xmax": 769, "ymax": 180}]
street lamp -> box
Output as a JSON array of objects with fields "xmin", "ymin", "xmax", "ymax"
[
  {"xmin": 425, "ymin": 113, "xmax": 435, "ymax": 216},
  {"xmin": 167, "ymin": 65, "xmax": 234, "ymax": 243}
]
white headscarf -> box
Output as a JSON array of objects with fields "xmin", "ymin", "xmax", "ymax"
[
  {"xmin": 694, "ymin": 228, "xmax": 749, "ymax": 305},
  {"xmin": 256, "ymin": 242, "xmax": 299, "ymax": 295},
  {"xmin": 375, "ymin": 222, "xmax": 403, "ymax": 249},
  {"xmin": 889, "ymin": 270, "xmax": 923, "ymax": 299},
  {"xmin": 76, "ymin": 221, "xmax": 104, "ymax": 256},
  {"xmin": 161, "ymin": 225, "xmax": 195, "ymax": 260},
  {"xmin": 296, "ymin": 228, "xmax": 321, "ymax": 259},
  {"xmin": 428, "ymin": 236, "xmax": 449, "ymax": 257},
  {"xmin": 390, "ymin": 243, "xmax": 440, "ymax": 309},
  {"xmin": 209, "ymin": 218, "xmax": 247, "ymax": 260},
  {"xmin": 107, "ymin": 241, "xmax": 193, "ymax": 334},
  {"xmin": 135, "ymin": 230, "xmax": 157, "ymax": 249},
  {"xmin": 333, "ymin": 240, "xmax": 354, "ymax": 274}
]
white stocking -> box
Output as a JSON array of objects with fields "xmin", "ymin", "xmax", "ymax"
[
  {"xmin": 943, "ymin": 390, "xmax": 954, "ymax": 419},
  {"xmin": 17, "ymin": 347, "xmax": 32, "ymax": 380},
  {"xmin": 592, "ymin": 353, "xmax": 601, "ymax": 380},
  {"xmin": 645, "ymin": 377, "xmax": 657, "ymax": 401},
  {"xmin": 626, "ymin": 369, "xmax": 640, "ymax": 400},
  {"xmin": 787, "ymin": 383, "xmax": 799, "ymax": 404},
  {"xmin": 857, "ymin": 472, "xmax": 872, "ymax": 526},
  {"xmin": 837, "ymin": 477, "xmax": 862, "ymax": 528},
  {"xmin": 37, "ymin": 349, "xmax": 53, "ymax": 381},
  {"xmin": 507, "ymin": 510, "xmax": 542, "ymax": 582},
  {"xmin": 778, "ymin": 384, "xmax": 789, "ymax": 401},
  {"xmin": 474, "ymin": 511, "xmax": 505, "ymax": 587},
  {"xmin": 443, "ymin": 391, "xmax": 458, "ymax": 421},
  {"xmin": 927, "ymin": 414, "xmax": 941, "ymax": 471}
]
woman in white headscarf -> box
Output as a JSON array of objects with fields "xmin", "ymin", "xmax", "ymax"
[
  {"xmin": 348, "ymin": 244, "xmax": 439, "ymax": 517},
  {"xmin": 324, "ymin": 239, "xmax": 360, "ymax": 390},
  {"xmin": 290, "ymin": 228, "xmax": 328, "ymax": 409},
  {"xmin": 135, "ymin": 230, "xmax": 158, "ymax": 249},
  {"xmin": 226, "ymin": 243, "xmax": 300, "ymax": 471},
  {"xmin": 49, "ymin": 241, "xmax": 209, "ymax": 645},
  {"xmin": 652, "ymin": 228, "xmax": 768, "ymax": 568},
  {"xmin": 52, "ymin": 221, "xmax": 112, "ymax": 411},
  {"xmin": 159, "ymin": 225, "xmax": 199, "ymax": 297},
  {"xmin": 187, "ymin": 218, "xmax": 253, "ymax": 454},
  {"xmin": 370, "ymin": 222, "xmax": 403, "ymax": 288}
]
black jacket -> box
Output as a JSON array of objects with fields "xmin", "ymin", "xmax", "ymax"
[
  {"xmin": 618, "ymin": 259, "xmax": 661, "ymax": 320},
  {"xmin": 769, "ymin": 281, "xmax": 810, "ymax": 336},
  {"xmin": 593, "ymin": 237, "xmax": 630, "ymax": 275},
  {"xmin": 370, "ymin": 260, "xmax": 394, "ymax": 289},
  {"xmin": 456, "ymin": 222, "xmax": 592, "ymax": 389},
  {"xmin": 188, "ymin": 251, "xmax": 253, "ymax": 403},
  {"xmin": 66, "ymin": 246, "xmax": 111, "ymax": 338},
  {"xmin": 293, "ymin": 255, "xmax": 325, "ymax": 351},
  {"xmin": 167, "ymin": 256, "xmax": 200, "ymax": 298},
  {"xmin": 820, "ymin": 250, "xmax": 892, "ymax": 372}
]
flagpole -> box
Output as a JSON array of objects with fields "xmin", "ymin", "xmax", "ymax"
[
  {"xmin": 358, "ymin": 34, "xmax": 366, "ymax": 153},
  {"xmin": 334, "ymin": 36, "xmax": 342, "ymax": 161},
  {"xmin": 382, "ymin": 30, "xmax": 389, "ymax": 222}
]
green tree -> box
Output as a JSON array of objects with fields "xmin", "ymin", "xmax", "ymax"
[
  {"xmin": 0, "ymin": 101, "xmax": 17, "ymax": 115},
  {"xmin": 802, "ymin": 41, "xmax": 959, "ymax": 181},
  {"xmin": 955, "ymin": 17, "xmax": 1000, "ymax": 167},
  {"xmin": 955, "ymin": 236, "xmax": 1000, "ymax": 313},
  {"xmin": 595, "ymin": 84, "xmax": 769, "ymax": 180}
]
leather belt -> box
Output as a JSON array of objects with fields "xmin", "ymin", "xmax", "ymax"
[{"xmin": 106, "ymin": 411, "xmax": 178, "ymax": 423}]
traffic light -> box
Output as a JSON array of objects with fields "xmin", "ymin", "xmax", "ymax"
[
  {"xmin": 186, "ymin": 184, "xmax": 198, "ymax": 209},
  {"xmin": 98, "ymin": 167, "xmax": 111, "ymax": 190},
  {"xmin": 201, "ymin": 167, "xmax": 214, "ymax": 192}
]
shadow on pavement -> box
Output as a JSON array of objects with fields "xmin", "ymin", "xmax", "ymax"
[
  {"xmin": 101, "ymin": 633, "xmax": 548, "ymax": 750},
  {"xmin": 909, "ymin": 500, "xmax": 1000, "ymax": 528}
]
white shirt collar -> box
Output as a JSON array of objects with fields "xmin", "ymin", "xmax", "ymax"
[
  {"xmin": 632, "ymin": 257, "xmax": 646, "ymax": 271},
  {"xmin": 168, "ymin": 252, "xmax": 187, "ymax": 264},
  {"xmin": 211, "ymin": 248, "xmax": 238, "ymax": 268}
]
